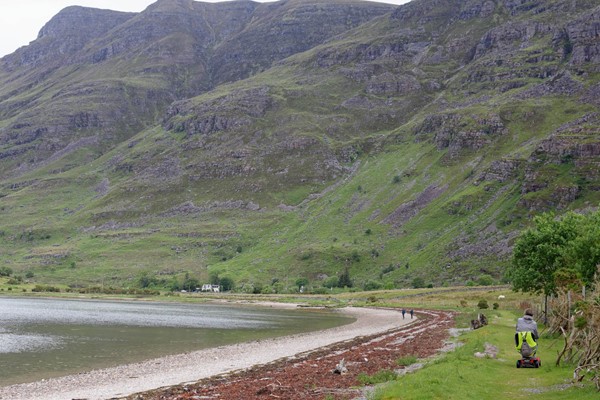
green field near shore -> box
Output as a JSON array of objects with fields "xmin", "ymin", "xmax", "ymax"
[
  {"xmin": 1, "ymin": 286, "xmax": 597, "ymax": 398},
  {"xmin": 372, "ymin": 309, "xmax": 598, "ymax": 399}
]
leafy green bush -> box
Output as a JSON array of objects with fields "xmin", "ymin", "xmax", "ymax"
[
  {"xmin": 260, "ymin": 285, "xmax": 274, "ymax": 294},
  {"xmin": 295, "ymin": 277, "xmax": 309, "ymax": 290},
  {"xmin": 322, "ymin": 276, "xmax": 339, "ymax": 288},
  {"xmin": 477, "ymin": 299, "xmax": 489, "ymax": 309},
  {"xmin": 219, "ymin": 276, "xmax": 235, "ymax": 291},
  {"xmin": 477, "ymin": 274, "xmax": 494, "ymax": 286},
  {"xmin": 7, "ymin": 277, "xmax": 22, "ymax": 285},
  {"xmin": 364, "ymin": 280, "xmax": 383, "ymax": 291},
  {"xmin": 412, "ymin": 277, "xmax": 425, "ymax": 288}
]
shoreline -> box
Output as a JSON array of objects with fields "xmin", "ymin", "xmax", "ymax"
[{"xmin": 0, "ymin": 306, "xmax": 411, "ymax": 400}]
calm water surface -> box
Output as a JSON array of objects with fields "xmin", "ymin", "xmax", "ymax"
[{"xmin": 0, "ymin": 297, "xmax": 353, "ymax": 386}]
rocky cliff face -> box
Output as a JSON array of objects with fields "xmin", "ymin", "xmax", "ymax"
[
  {"xmin": 209, "ymin": 0, "xmax": 398, "ymax": 84},
  {"xmin": 1, "ymin": 7, "xmax": 135, "ymax": 70},
  {"xmin": 0, "ymin": 0, "xmax": 395, "ymax": 179}
]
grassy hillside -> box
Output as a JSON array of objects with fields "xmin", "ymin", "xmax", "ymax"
[{"xmin": 0, "ymin": 0, "xmax": 599, "ymax": 292}]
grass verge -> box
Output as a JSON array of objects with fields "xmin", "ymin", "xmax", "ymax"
[{"xmin": 371, "ymin": 310, "xmax": 598, "ymax": 400}]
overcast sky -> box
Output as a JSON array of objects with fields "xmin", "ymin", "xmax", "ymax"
[{"xmin": 0, "ymin": 0, "xmax": 410, "ymax": 57}]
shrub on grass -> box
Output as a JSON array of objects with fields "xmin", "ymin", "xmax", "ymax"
[
  {"xmin": 477, "ymin": 274, "xmax": 494, "ymax": 286},
  {"xmin": 7, "ymin": 276, "xmax": 22, "ymax": 285},
  {"xmin": 364, "ymin": 280, "xmax": 383, "ymax": 291},
  {"xmin": 477, "ymin": 299, "xmax": 489, "ymax": 309},
  {"xmin": 357, "ymin": 369, "xmax": 397, "ymax": 385},
  {"xmin": 295, "ymin": 277, "xmax": 309, "ymax": 291},
  {"xmin": 32, "ymin": 285, "xmax": 60, "ymax": 293},
  {"xmin": 412, "ymin": 277, "xmax": 425, "ymax": 288},
  {"xmin": 397, "ymin": 355, "xmax": 418, "ymax": 367}
]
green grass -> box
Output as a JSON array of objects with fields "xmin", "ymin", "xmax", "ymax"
[
  {"xmin": 372, "ymin": 310, "xmax": 598, "ymax": 400},
  {"xmin": 396, "ymin": 355, "xmax": 419, "ymax": 367}
]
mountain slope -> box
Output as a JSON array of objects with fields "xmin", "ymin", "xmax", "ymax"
[
  {"xmin": 0, "ymin": 0, "xmax": 394, "ymax": 180},
  {"xmin": 0, "ymin": 0, "xmax": 599, "ymax": 292}
]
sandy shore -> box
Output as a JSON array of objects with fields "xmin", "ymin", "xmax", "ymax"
[{"xmin": 0, "ymin": 306, "xmax": 410, "ymax": 400}]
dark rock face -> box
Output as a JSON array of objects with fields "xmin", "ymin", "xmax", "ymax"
[
  {"xmin": 517, "ymin": 113, "xmax": 600, "ymax": 211},
  {"xmin": 476, "ymin": 159, "xmax": 523, "ymax": 183},
  {"xmin": 2, "ymin": 7, "xmax": 135, "ymax": 70},
  {"xmin": 382, "ymin": 184, "xmax": 449, "ymax": 229},
  {"xmin": 210, "ymin": 0, "xmax": 396, "ymax": 84},
  {"xmin": 413, "ymin": 113, "xmax": 507, "ymax": 158},
  {"xmin": 163, "ymin": 87, "xmax": 273, "ymax": 137},
  {"xmin": 0, "ymin": 0, "xmax": 394, "ymax": 179},
  {"xmin": 566, "ymin": 6, "xmax": 600, "ymax": 68}
]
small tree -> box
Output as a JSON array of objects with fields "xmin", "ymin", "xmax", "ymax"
[
  {"xmin": 508, "ymin": 212, "xmax": 582, "ymax": 297},
  {"xmin": 477, "ymin": 299, "xmax": 489, "ymax": 309},
  {"xmin": 323, "ymin": 276, "xmax": 339, "ymax": 289},
  {"xmin": 295, "ymin": 277, "xmax": 309, "ymax": 291},
  {"xmin": 338, "ymin": 268, "xmax": 353, "ymax": 288},
  {"xmin": 219, "ymin": 276, "xmax": 235, "ymax": 291},
  {"xmin": 137, "ymin": 272, "xmax": 157, "ymax": 289},
  {"xmin": 182, "ymin": 273, "xmax": 200, "ymax": 292},
  {"xmin": 412, "ymin": 277, "xmax": 425, "ymax": 289},
  {"xmin": 509, "ymin": 211, "xmax": 585, "ymax": 322}
]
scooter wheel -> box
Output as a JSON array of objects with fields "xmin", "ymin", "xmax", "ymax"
[{"xmin": 516, "ymin": 360, "xmax": 521, "ymax": 368}]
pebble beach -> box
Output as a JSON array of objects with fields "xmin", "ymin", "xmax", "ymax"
[{"xmin": 0, "ymin": 306, "xmax": 409, "ymax": 400}]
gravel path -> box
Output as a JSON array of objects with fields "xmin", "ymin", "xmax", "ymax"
[{"xmin": 0, "ymin": 307, "xmax": 411, "ymax": 400}]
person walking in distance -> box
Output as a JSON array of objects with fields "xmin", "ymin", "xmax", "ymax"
[
  {"xmin": 410, "ymin": 309, "xmax": 414, "ymax": 319},
  {"xmin": 402, "ymin": 309, "xmax": 406, "ymax": 319}
]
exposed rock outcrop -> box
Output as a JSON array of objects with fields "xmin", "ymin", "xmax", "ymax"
[{"xmin": 163, "ymin": 87, "xmax": 273, "ymax": 137}]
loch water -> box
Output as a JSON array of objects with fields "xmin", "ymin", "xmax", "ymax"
[{"xmin": 0, "ymin": 297, "xmax": 353, "ymax": 386}]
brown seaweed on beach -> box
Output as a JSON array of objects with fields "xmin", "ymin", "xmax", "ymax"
[{"xmin": 124, "ymin": 309, "xmax": 455, "ymax": 400}]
